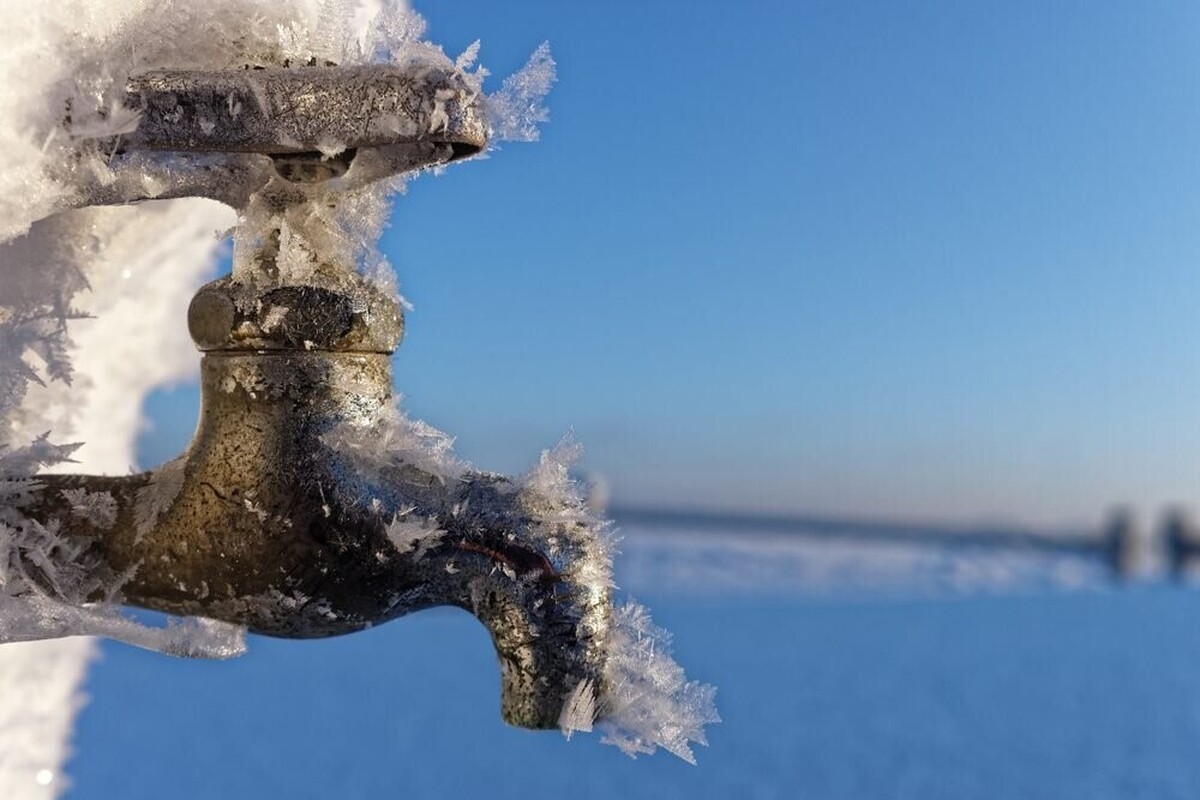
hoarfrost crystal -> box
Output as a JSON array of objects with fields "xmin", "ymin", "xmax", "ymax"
[
  {"xmin": 597, "ymin": 603, "xmax": 721, "ymax": 764},
  {"xmin": 486, "ymin": 42, "xmax": 557, "ymax": 143}
]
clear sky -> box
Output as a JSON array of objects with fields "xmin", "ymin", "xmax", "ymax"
[{"xmin": 142, "ymin": 0, "xmax": 1200, "ymax": 528}]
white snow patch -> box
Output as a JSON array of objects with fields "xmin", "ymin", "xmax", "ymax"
[
  {"xmin": 11, "ymin": 202, "xmax": 234, "ymax": 475},
  {"xmin": 0, "ymin": 639, "xmax": 94, "ymax": 800}
]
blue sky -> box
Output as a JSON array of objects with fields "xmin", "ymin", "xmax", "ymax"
[{"xmin": 144, "ymin": 0, "xmax": 1200, "ymax": 527}]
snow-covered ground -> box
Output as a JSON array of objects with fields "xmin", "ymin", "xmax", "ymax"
[
  {"xmin": 64, "ymin": 524, "xmax": 1200, "ymax": 799},
  {"xmin": 615, "ymin": 521, "xmax": 1111, "ymax": 597}
]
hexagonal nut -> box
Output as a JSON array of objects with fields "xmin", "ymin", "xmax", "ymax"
[{"xmin": 188, "ymin": 277, "xmax": 403, "ymax": 354}]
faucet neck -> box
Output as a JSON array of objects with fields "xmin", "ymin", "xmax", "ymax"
[{"xmin": 195, "ymin": 351, "xmax": 393, "ymax": 455}]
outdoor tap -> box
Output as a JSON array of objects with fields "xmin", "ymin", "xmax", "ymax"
[{"xmin": 14, "ymin": 63, "xmax": 611, "ymax": 729}]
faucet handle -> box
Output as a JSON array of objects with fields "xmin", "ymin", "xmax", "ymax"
[
  {"xmin": 64, "ymin": 64, "xmax": 488, "ymax": 211},
  {"xmin": 123, "ymin": 66, "xmax": 487, "ymax": 159}
]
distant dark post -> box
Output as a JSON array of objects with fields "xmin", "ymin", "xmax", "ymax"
[
  {"xmin": 1103, "ymin": 507, "xmax": 1141, "ymax": 580},
  {"xmin": 1162, "ymin": 508, "xmax": 1198, "ymax": 580}
]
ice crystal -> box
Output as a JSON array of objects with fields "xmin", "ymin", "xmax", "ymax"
[
  {"xmin": 558, "ymin": 677, "xmax": 597, "ymax": 739},
  {"xmin": 455, "ymin": 40, "xmax": 482, "ymax": 73},
  {"xmin": 0, "ymin": 594, "xmax": 245, "ymax": 661},
  {"xmin": 133, "ymin": 458, "xmax": 186, "ymax": 541},
  {"xmin": 385, "ymin": 512, "xmax": 445, "ymax": 561},
  {"xmin": 597, "ymin": 602, "xmax": 721, "ymax": 764},
  {"xmin": 329, "ymin": 398, "xmax": 465, "ymax": 483},
  {"xmin": 522, "ymin": 436, "xmax": 588, "ymax": 522},
  {"xmin": 524, "ymin": 441, "xmax": 717, "ymax": 762},
  {"xmin": 58, "ymin": 489, "xmax": 118, "ymax": 532},
  {"xmin": 486, "ymin": 42, "xmax": 557, "ymax": 143}
]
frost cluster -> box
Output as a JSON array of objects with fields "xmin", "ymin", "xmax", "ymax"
[
  {"xmin": 332, "ymin": 398, "xmax": 466, "ymax": 483},
  {"xmin": 339, "ymin": 411, "xmax": 719, "ymax": 760},
  {"xmin": 385, "ymin": 511, "xmax": 445, "ymax": 561},
  {"xmin": 596, "ymin": 603, "xmax": 721, "ymax": 763},
  {"xmin": 520, "ymin": 442, "xmax": 718, "ymax": 762},
  {"xmin": 0, "ymin": 218, "xmax": 247, "ymax": 659},
  {"xmin": 486, "ymin": 43, "xmax": 558, "ymax": 143},
  {"xmin": 519, "ymin": 438, "xmax": 617, "ymax": 596}
]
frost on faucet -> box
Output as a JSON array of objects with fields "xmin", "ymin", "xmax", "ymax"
[
  {"xmin": 334, "ymin": 409, "xmax": 719, "ymax": 761},
  {"xmin": 0, "ymin": 366, "xmax": 247, "ymax": 660},
  {"xmin": 0, "ymin": 0, "xmax": 717, "ymax": 765}
]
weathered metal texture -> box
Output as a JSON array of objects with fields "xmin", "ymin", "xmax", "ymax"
[
  {"xmin": 28, "ymin": 278, "xmax": 610, "ymax": 728},
  {"xmin": 63, "ymin": 63, "xmax": 486, "ymax": 210},
  {"xmin": 124, "ymin": 66, "xmax": 487, "ymax": 156},
  {"xmin": 19, "ymin": 63, "xmax": 614, "ymax": 729}
]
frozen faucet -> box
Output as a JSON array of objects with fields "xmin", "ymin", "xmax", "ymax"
[{"xmin": 18, "ymin": 63, "xmax": 612, "ymax": 729}]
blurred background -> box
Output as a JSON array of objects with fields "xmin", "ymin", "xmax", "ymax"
[{"xmin": 76, "ymin": 1, "xmax": 1200, "ymax": 798}]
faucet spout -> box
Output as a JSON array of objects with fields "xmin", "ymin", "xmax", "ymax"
[{"xmin": 360, "ymin": 465, "xmax": 613, "ymax": 729}]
